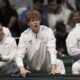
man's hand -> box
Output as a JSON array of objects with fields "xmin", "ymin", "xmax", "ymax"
[
  {"xmin": 19, "ymin": 66, "xmax": 31, "ymax": 77},
  {"xmin": 51, "ymin": 64, "xmax": 59, "ymax": 75}
]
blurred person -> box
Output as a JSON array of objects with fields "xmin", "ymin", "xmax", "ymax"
[
  {"xmin": 75, "ymin": 0, "xmax": 80, "ymax": 10},
  {"xmin": 9, "ymin": 0, "xmax": 33, "ymax": 10},
  {"xmin": 0, "ymin": 25, "xmax": 17, "ymax": 74},
  {"xmin": 15, "ymin": 10, "xmax": 65, "ymax": 77},
  {"xmin": 47, "ymin": 0, "xmax": 71, "ymax": 31},
  {"xmin": 59, "ymin": 0, "xmax": 80, "ymax": 11},
  {"xmin": 66, "ymin": 23, "xmax": 80, "ymax": 74},
  {"xmin": 55, "ymin": 21, "xmax": 68, "ymax": 56},
  {"xmin": 67, "ymin": 10, "xmax": 80, "ymax": 31},
  {"xmin": 63, "ymin": 0, "xmax": 76, "ymax": 11},
  {"xmin": 0, "ymin": 0, "xmax": 20, "ymax": 37}
]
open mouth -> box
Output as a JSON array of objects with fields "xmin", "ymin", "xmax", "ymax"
[{"xmin": 34, "ymin": 25, "xmax": 38, "ymax": 28}]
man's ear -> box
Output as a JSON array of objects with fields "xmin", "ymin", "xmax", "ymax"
[{"xmin": 27, "ymin": 22, "xmax": 29, "ymax": 26}]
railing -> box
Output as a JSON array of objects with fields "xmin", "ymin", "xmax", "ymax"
[{"xmin": 0, "ymin": 74, "xmax": 80, "ymax": 80}]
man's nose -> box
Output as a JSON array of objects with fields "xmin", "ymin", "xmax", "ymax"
[{"xmin": 34, "ymin": 20, "xmax": 37, "ymax": 23}]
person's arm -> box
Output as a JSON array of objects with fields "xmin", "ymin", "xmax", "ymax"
[
  {"xmin": 3, "ymin": 27, "xmax": 12, "ymax": 37},
  {"xmin": 66, "ymin": 29, "xmax": 80, "ymax": 56},
  {"xmin": 47, "ymin": 29, "xmax": 57, "ymax": 75},
  {"xmin": 15, "ymin": 33, "xmax": 30, "ymax": 77},
  {"xmin": 5, "ymin": 27, "xmax": 12, "ymax": 37},
  {"xmin": 1, "ymin": 38, "xmax": 17, "ymax": 62},
  {"xmin": 57, "ymin": 59, "xmax": 65, "ymax": 74}
]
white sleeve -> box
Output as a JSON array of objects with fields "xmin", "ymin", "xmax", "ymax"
[
  {"xmin": 15, "ymin": 34, "xmax": 27, "ymax": 67},
  {"xmin": 57, "ymin": 59, "xmax": 65, "ymax": 74},
  {"xmin": 2, "ymin": 39, "xmax": 17, "ymax": 61},
  {"xmin": 66, "ymin": 30, "xmax": 80, "ymax": 56},
  {"xmin": 47, "ymin": 29, "xmax": 57, "ymax": 64},
  {"xmin": 3, "ymin": 27, "xmax": 12, "ymax": 37},
  {"xmin": 6, "ymin": 28, "xmax": 12, "ymax": 37}
]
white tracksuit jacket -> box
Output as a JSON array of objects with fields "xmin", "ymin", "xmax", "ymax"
[
  {"xmin": 3, "ymin": 27, "xmax": 12, "ymax": 37},
  {"xmin": 0, "ymin": 36, "xmax": 17, "ymax": 73},
  {"xmin": 66, "ymin": 23, "xmax": 80, "ymax": 56},
  {"xmin": 16, "ymin": 25, "xmax": 65, "ymax": 74}
]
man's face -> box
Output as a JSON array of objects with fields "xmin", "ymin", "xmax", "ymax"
[
  {"xmin": 33, "ymin": 2, "xmax": 41, "ymax": 11},
  {"xmin": 0, "ymin": 24, "xmax": 4, "ymax": 41},
  {"xmin": 48, "ymin": 0, "xmax": 62, "ymax": 13},
  {"xmin": 72, "ymin": 12, "xmax": 80, "ymax": 23},
  {"xmin": 28, "ymin": 18, "xmax": 40, "ymax": 33},
  {"xmin": 48, "ymin": 1, "xmax": 58, "ymax": 12}
]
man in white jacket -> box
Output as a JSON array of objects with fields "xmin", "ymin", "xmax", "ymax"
[
  {"xmin": 0, "ymin": 25, "xmax": 17, "ymax": 74},
  {"xmin": 16, "ymin": 10, "xmax": 65, "ymax": 77},
  {"xmin": 66, "ymin": 23, "xmax": 80, "ymax": 74}
]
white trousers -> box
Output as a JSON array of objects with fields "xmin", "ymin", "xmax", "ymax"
[{"xmin": 72, "ymin": 60, "xmax": 80, "ymax": 74}]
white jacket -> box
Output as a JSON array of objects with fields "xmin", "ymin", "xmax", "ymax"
[
  {"xmin": 16, "ymin": 25, "xmax": 57, "ymax": 72},
  {"xmin": 3, "ymin": 27, "xmax": 12, "ymax": 37},
  {"xmin": 0, "ymin": 36, "xmax": 17, "ymax": 67},
  {"xmin": 66, "ymin": 23, "xmax": 80, "ymax": 56}
]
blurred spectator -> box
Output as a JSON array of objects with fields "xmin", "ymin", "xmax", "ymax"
[
  {"xmin": 63, "ymin": 0, "xmax": 76, "ymax": 11},
  {"xmin": 0, "ymin": 25, "xmax": 18, "ymax": 74},
  {"xmin": 0, "ymin": 0, "xmax": 20, "ymax": 37},
  {"xmin": 9, "ymin": 0, "xmax": 33, "ymax": 10},
  {"xmin": 63, "ymin": 0, "xmax": 80, "ymax": 11},
  {"xmin": 67, "ymin": 10, "xmax": 80, "ymax": 32},
  {"xmin": 66, "ymin": 23, "xmax": 80, "ymax": 74},
  {"xmin": 55, "ymin": 21, "xmax": 68, "ymax": 56},
  {"xmin": 47, "ymin": 0, "xmax": 71, "ymax": 31},
  {"xmin": 75, "ymin": 0, "xmax": 80, "ymax": 10}
]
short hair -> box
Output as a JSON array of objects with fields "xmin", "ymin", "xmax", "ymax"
[
  {"xmin": 26, "ymin": 10, "xmax": 41, "ymax": 23},
  {"xmin": 48, "ymin": 0, "xmax": 63, "ymax": 4}
]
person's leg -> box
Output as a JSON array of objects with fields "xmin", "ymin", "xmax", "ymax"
[
  {"xmin": 72, "ymin": 60, "xmax": 80, "ymax": 74},
  {"xmin": 56, "ymin": 59, "xmax": 66, "ymax": 74},
  {"xmin": 0, "ymin": 63, "xmax": 11, "ymax": 74},
  {"xmin": 0, "ymin": 62, "xmax": 18, "ymax": 75}
]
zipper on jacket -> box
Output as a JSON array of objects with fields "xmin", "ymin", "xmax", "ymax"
[{"xmin": 36, "ymin": 34, "xmax": 37, "ymax": 38}]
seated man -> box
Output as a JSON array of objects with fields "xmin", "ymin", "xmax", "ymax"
[
  {"xmin": 66, "ymin": 23, "xmax": 80, "ymax": 74},
  {"xmin": 16, "ymin": 10, "xmax": 65, "ymax": 77},
  {"xmin": 0, "ymin": 25, "xmax": 17, "ymax": 74}
]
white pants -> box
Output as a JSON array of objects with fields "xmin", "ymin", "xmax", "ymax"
[{"xmin": 72, "ymin": 60, "xmax": 80, "ymax": 74}]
